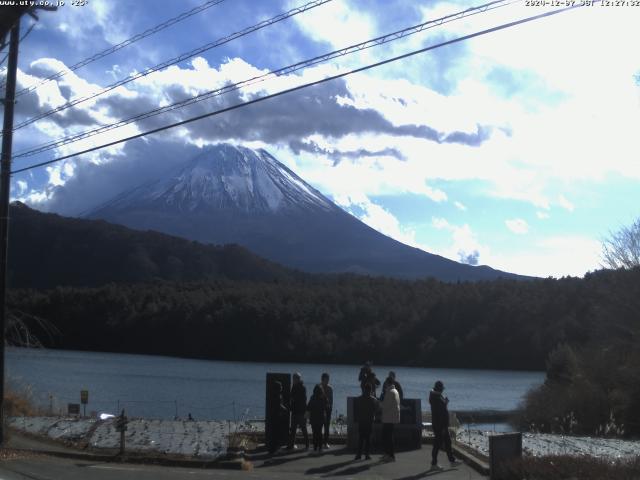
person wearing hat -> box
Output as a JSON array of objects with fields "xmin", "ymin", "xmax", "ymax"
[
  {"xmin": 359, "ymin": 361, "xmax": 381, "ymax": 398},
  {"xmin": 429, "ymin": 380, "xmax": 460, "ymax": 470},
  {"xmin": 288, "ymin": 372, "xmax": 309, "ymax": 450}
]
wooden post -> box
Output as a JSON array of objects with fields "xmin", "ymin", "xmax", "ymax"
[{"xmin": 116, "ymin": 409, "xmax": 127, "ymax": 455}]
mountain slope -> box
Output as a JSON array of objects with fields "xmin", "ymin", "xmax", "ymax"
[
  {"xmin": 8, "ymin": 202, "xmax": 297, "ymax": 289},
  {"xmin": 87, "ymin": 144, "xmax": 524, "ymax": 281}
]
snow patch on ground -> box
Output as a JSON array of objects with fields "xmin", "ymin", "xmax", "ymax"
[
  {"xmin": 456, "ymin": 429, "xmax": 640, "ymax": 459},
  {"xmin": 9, "ymin": 417, "xmax": 244, "ymax": 459},
  {"xmin": 9, "ymin": 416, "xmax": 95, "ymax": 442}
]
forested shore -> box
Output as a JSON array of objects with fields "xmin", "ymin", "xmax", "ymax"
[{"xmin": 7, "ymin": 267, "xmax": 637, "ymax": 369}]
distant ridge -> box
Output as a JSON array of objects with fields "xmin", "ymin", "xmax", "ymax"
[
  {"xmin": 8, "ymin": 202, "xmax": 297, "ymax": 289},
  {"xmin": 86, "ymin": 143, "xmax": 526, "ymax": 282}
]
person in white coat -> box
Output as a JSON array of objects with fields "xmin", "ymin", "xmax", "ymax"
[{"xmin": 380, "ymin": 383, "xmax": 400, "ymax": 462}]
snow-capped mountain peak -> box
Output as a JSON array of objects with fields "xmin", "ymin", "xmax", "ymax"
[{"xmin": 101, "ymin": 144, "xmax": 335, "ymax": 214}]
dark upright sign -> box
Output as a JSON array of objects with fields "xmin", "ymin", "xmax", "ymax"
[
  {"xmin": 490, "ymin": 432, "xmax": 522, "ymax": 480},
  {"xmin": 265, "ymin": 373, "xmax": 291, "ymax": 453}
]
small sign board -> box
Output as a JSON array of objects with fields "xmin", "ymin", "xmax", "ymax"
[
  {"xmin": 68, "ymin": 403, "xmax": 80, "ymax": 415},
  {"xmin": 80, "ymin": 390, "xmax": 89, "ymax": 404}
]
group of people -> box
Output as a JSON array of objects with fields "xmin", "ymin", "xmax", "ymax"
[
  {"xmin": 268, "ymin": 372, "xmax": 334, "ymax": 456},
  {"xmin": 355, "ymin": 362, "xmax": 403, "ymax": 462},
  {"xmin": 289, "ymin": 372, "xmax": 334, "ymax": 454},
  {"xmin": 355, "ymin": 362, "xmax": 459, "ymax": 471},
  {"xmin": 268, "ymin": 364, "xmax": 459, "ymax": 471}
]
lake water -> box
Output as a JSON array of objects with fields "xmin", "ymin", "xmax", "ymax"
[{"xmin": 6, "ymin": 347, "xmax": 544, "ymax": 423}]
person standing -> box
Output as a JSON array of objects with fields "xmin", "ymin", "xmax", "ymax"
[
  {"xmin": 307, "ymin": 385, "xmax": 329, "ymax": 455},
  {"xmin": 288, "ymin": 372, "xmax": 309, "ymax": 450},
  {"xmin": 380, "ymin": 371, "xmax": 404, "ymax": 402},
  {"xmin": 359, "ymin": 362, "xmax": 381, "ymax": 398},
  {"xmin": 380, "ymin": 382, "xmax": 400, "ymax": 462},
  {"xmin": 320, "ymin": 372, "xmax": 333, "ymax": 449},
  {"xmin": 429, "ymin": 380, "xmax": 460, "ymax": 470},
  {"xmin": 354, "ymin": 382, "xmax": 378, "ymax": 460}
]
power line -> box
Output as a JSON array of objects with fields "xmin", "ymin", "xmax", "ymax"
[
  {"xmin": 8, "ymin": 0, "xmax": 334, "ymax": 133},
  {"xmin": 0, "ymin": 22, "xmax": 35, "ymax": 68},
  {"xmin": 12, "ymin": 0, "xmax": 518, "ymax": 160},
  {"xmin": 0, "ymin": 0, "xmax": 228, "ymax": 95},
  {"xmin": 11, "ymin": 3, "xmax": 584, "ymax": 176}
]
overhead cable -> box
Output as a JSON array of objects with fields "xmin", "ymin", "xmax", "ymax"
[
  {"xmin": 8, "ymin": 0, "xmax": 334, "ymax": 133},
  {"xmin": 12, "ymin": 0, "xmax": 518, "ymax": 160},
  {"xmin": 0, "ymin": 0, "xmax": 228, "ymax": 95},
  {"xmin": 0, "ymin": 22, "xmax": 36, "ymax": 68},
  {"xmin": 12, "ymin": 3, "xmax": 584, "ymax": 175}
]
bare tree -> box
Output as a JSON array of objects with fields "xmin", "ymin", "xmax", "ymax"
[
  {"xmin": 5, "ymin": 309, "xmax": 59, "ymax": 347},
  {"xmin": 601, "ymin": 218, "xmax": 640, "ymax": 269}
]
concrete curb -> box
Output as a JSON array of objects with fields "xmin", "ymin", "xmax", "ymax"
[
  {"xmin": 6, "ymin": 445, "xmax": 249, "ymax": 470},
  {"xmin": 453, "ymin": 444, "xmax": 490, "ymax": 476}
]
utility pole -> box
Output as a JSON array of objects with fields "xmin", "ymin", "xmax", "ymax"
[{"xmin": 0, "ymin": 19, "xmax": 20, "ymax": 446}]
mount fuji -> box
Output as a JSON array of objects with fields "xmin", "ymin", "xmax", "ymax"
[{"xmin": 86, "ymin": 144, "xmax": 521, "ymax": 281}]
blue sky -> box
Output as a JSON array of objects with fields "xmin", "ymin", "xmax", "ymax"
[{"xmin": 3, "ymin": 0, "xmax": 640, "ymax": 277}]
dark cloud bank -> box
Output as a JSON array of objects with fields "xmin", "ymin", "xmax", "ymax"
[{"xmin": 16, "ymin": 71, "xmax": 498, "ymax": 215}]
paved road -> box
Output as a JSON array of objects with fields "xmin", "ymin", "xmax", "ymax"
[{"xmin": 0, "ymin": 447, "xmax": 486, "ymax": 480}]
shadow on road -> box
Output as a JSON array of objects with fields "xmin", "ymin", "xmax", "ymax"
[
  {"xmin": 305, "ymin": 458, "xmax": 358, "ymax": 474},
  {"xmin": 393, "ymin": 467, "xmax": 455, "ymax": 479},
  {"xmin": 329, "ymin": 463, "xmax": 376, "ymax": 476}
]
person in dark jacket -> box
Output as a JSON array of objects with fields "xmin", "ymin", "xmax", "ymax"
[
  {"xmin": 354, "ymin": 382, "xmax": 379, "ymax": 460},
  {"xmin": 307, "ymin": 384, "xmax": 329, "ymax": 454},
  {"xmin": 380, "ymin": 371, "xmax": 404, "ymax": 402},
  {"xmin": 320, "ymin": 372, "xmax": 333, "ymax": 448},
  {"xmin": 288, "ymin": 372, "xmax": 309, "ymax": 450},
  {"xmin": 359, "ymin": 362, "xmax": 381, "ymax": 397},
  {"xmin": 429, "ymin": 380, "xmax": 459, "ymax": 470}
]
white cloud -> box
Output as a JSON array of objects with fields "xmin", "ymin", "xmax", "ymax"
[
  {"xmin": 16, "ymin": 181, "xmax": 28, "ymax": 195},
  {"xmin": 23, "ymin": 190, "xmax": 50, "ymax": 204},
  {"xmin": 431, "ymin": 217, "xmax": 487, "ymax": 265},
  {"xmin": 505, "ymin": 218, "xmax": 529, "ymax": 235},
  {"xmin": 454, "ymin": 201, "xmax": 467, "ymax": 211},
  {"xmin": 558, "ymin": 194, "xmax": 575, "ymax": 212},
  {"xmin": 46, "ymin": 165, "xmax": 65, "ymax": 187},
  {"xmin": 52, "ymin": 0, "xmax": 129, "ymax": 45},
  {"xmin": 536, "ymin": 211, "xmax": 550, "ymax": 220},
  {"xmin": 489, "ymin": 235, "xmax": 601, "ymax": 278},
  {"xmin": 290, "ymin": 0, "xmax": 376, "ymax": 50}
]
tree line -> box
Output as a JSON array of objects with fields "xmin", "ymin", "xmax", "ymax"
[{"xmin": 8, "ymin": 267, "xmax": 638, "ymax": 373}]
